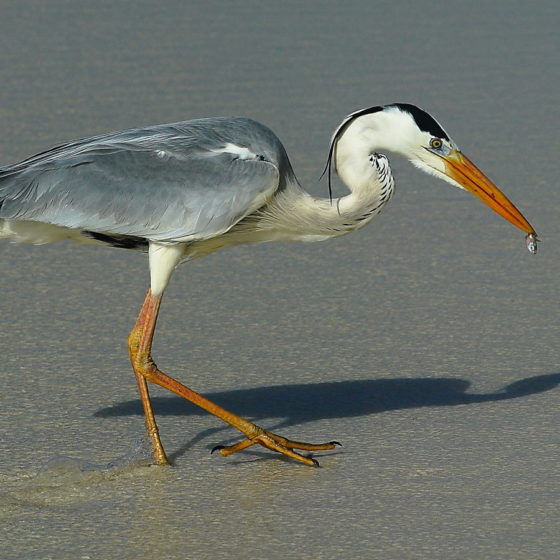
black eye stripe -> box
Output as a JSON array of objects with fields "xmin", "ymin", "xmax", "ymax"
[{"xmin": 386, "ymin": 103, "xmax": 450, "ymax": 140}]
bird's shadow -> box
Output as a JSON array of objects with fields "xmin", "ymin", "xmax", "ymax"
[{"xmin": 95, "ymin": 373, "xmax": 560, "ymax": 461}]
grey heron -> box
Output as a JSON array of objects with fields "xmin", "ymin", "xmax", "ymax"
[{"xmin": 0, "ymin": 103, "xmax": 537, "ymax": 466}]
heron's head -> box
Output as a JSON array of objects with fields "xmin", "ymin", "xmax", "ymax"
[{"xmin": 332, "ymin": 103, "xmax": 536, "ymax": 236}]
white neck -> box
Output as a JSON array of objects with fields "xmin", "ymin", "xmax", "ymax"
[{"xmin": 249, "ymin": 115, "xmax": 397, "ymax": 243}]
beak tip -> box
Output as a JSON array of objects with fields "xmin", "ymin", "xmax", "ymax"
[{"xmin": 444, "ymin": 152, "xmax": 536, "ymax": 244}]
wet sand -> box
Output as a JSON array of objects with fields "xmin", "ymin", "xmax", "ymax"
[{"xmin": 1, "ymin": 2, "xmax": 559, "ymax": 559}]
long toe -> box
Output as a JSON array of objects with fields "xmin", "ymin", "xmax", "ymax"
[{"xmin": 212, "ymin": 430, "xmax": 339, "ymax": 466}]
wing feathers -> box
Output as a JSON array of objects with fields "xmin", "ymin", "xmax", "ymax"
[{"xmin": 0, "ymin": 118, "xmax": 284, "ymax": 242}]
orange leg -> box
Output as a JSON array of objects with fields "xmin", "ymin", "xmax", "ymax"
[
  {"xmin": 128, "ymin": 290, "xmax": 340, "ymax": 467},
  {"xmin": 128, "ymin": 293, "xmax": 169, "ymax": 465}
]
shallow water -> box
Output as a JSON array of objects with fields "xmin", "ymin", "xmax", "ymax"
[{"xmin": 1, "ymin": 1, "xmax": 559, "ymax": 559}]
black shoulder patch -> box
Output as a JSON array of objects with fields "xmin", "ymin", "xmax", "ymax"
[
  {"xmin": 386, "ymin": 103, "xmax": 449, "ymax": 140},
  {"xmin": 84, "ymin": 231, "xmax": 148, "ymax": 250}
]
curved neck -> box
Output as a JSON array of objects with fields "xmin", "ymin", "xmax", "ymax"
[{"xmin": 251, "ymin": 145, "xmax": 395, "ymax": 243}]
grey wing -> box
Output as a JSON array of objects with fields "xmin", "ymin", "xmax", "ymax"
[{"xmin": 0, "ymin": 133, "xmax": 280, "ymax": 243}]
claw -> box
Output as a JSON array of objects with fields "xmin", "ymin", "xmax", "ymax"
[
  {"xmin": 211, "ymin": 445, "xmax": 225, "ymax": 454},
  {"xmin": 311, "ymin": 458, "xmax": 321, "ymax": 467},
  {"xmin": 329, "ymin": 441, "xmax": 342, "ymax": 447}
]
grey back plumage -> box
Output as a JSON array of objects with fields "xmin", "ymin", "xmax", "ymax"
[{"xmin": 0, "ymin": 117, "xmax": 296, "ymax": 243}]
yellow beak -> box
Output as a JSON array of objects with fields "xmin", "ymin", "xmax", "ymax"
[{"xmin": 443, "ymin": 149, "xmax": 536, "ymax": 235}]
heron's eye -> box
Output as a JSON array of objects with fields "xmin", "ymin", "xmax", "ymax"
[{"xmin": 430, "ymin": 138, "xmax": 443, "ymax": 150}]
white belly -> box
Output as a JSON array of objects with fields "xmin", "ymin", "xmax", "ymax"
[{"xmin": 0, "ymin": 219, "xmax": 95, "ymax": 245}]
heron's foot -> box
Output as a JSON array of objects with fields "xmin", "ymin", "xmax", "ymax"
[{"xmin": 211, "ymin": 430, "xmax": 341, "ymax": 467}]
